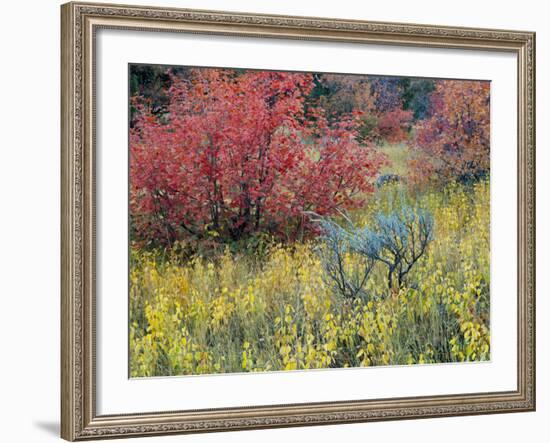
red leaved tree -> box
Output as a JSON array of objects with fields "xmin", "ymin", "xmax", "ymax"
[
  {"xmin": 410, "ymin": 80, "xmax": 490, "ymax": 183},
  {"xmin": 376, "ymin": 108, "xmax": 414, "ymax": 144},
  {"xmin": 130, "ymin": 69, "xmax": 384, "ymax": 247}
]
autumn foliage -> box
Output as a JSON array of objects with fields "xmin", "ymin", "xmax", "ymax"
[
  {"xmin": 129, "ymin": 67, "xmax": 492, "ymax": 376},
  {"xmin": 130, "ymin": 69, "xmax": 385, "ymax": 246},
  {"xmin": 317, "ymin": 74, "xmax": 413, "ymax": 144},
  {"xmin": 411, "ymin": 80, "xmax": 490, "ymax": 183}
]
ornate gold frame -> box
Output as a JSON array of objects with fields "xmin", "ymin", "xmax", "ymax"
[{"xmin": 61, "ymin": 2, "xmax": 536, "ymax": 440}]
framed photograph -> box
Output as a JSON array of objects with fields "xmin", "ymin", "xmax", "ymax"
[{"xmin": 61, "ymin": 1, "xmax": 536, "ymax": 440}]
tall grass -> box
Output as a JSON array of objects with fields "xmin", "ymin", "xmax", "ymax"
[{"xmin": 129, "ymin": 179, "xmax": 490, "ymax": 377}]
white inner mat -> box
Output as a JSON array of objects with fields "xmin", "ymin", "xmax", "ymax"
[{"xmin": 96, "ymin": 28, "xmax": 518, "ymax": 415}]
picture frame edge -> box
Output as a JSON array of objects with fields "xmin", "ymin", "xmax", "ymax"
[{"xmin": 60, "ymin": 2, "xmax": 536, "ymax": 440}]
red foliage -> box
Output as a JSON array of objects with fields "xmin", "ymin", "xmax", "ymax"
[
  {"xmin": 130, "ymin": 69, "xmax": 384, "ymax": 246},
  {"xmin": 319, "ymin": 75, "xmax": 413, "ymax": 145},
  {"xmin": 376, "ymin": 108, "xmax": 414, "ymax": 144},
  {"xmin": 410, "ymin": 80, "xmax": 490, "ymax": 183}
]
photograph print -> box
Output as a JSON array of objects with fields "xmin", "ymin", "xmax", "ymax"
[{"xmin": 128, "ymin": 64, "xmax": 490, "ymax": 377}]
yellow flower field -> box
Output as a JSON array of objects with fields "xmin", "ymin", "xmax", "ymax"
[{"xmin": 130, "ymin": 179, "xmax": 490, "ymax": 377}]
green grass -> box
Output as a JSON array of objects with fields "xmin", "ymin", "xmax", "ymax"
[{"xmin": 379, "ymin": 142, "xmax": 411, "ymax": 176}]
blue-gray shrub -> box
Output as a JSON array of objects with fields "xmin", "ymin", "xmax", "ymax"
[
  {"xmin": 315, "ymin": 205, "xmax": 434, "ymax": 299},
  {"xmin": 375, "ymin": 173, "xmax": 401, "ymax": 189},
  {"xmin": 315, "ymin": 217, "xmax": 377, "ymax": 301}
]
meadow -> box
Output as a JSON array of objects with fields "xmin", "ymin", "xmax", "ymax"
[{"xmin": 129, "ymin": 145, "xmax": 490, "ymax": 377}]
